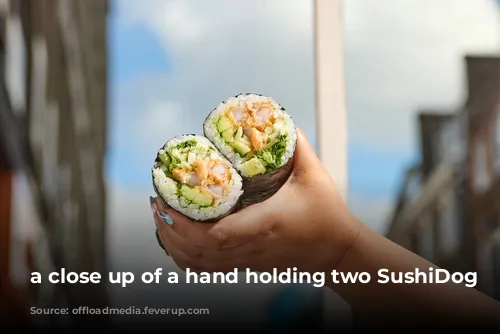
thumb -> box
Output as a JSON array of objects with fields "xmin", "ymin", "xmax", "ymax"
[
  {"xmin": 291, "ymin": 127, "xmax": 344, "ymax": 203},
  {"xmin": 291, "ymin": 127, "xmax": 324, "ymax": 178}
]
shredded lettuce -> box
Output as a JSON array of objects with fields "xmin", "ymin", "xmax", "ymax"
[
  {"xmin": 174, "ymin": 139, "xmax": 197, "ymax": 150},
  {"xmin": 270, "ymin": 134, "xmax": 287, "ymax": 164},
  {"xmin": 159, "ymin": 140, "xmax": 215, "ymax": 175},
  {"xmin": 158, "ymin": 153, "xmax": 171, "ymax": 167},
  {"xmin": 255, "ymin": 133, "xmax": 288, "ymax": 171}
]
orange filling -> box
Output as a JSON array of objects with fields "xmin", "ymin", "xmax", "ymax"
[
  {"xmin": 224, "ymin": 101, "xmax": 278, "ymax": 152},
  {"xmin": 171, "ymin": 159, "xmax": 231, "ymax": 200}
]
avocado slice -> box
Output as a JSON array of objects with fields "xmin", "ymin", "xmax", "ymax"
[
  {"xmin": 232, "ymin": 140, "xmax": 251, "ymax": 156},
  {"xmin": 242, "ymin": 157, "xmax": 266, "ymax": 177},
  {"xmin": 217, "ymin": 116, "xmax": 233, "ymax": 133},
  {"xmin": 158, "ymin": 153, "xmax": 171, "ymax": 167},
  {"xmin": 180, "ymin": 185, "xmax": 200, "ymax": 201},
  {"xmin": 235, "ymin": 126, "xmax": 243, "ymax": 140},
  {"xmin": 193, "ymin": 192, "xmax": 213, "ymax": 207},
  {"xmin": 221, "ymin": 128, "xmax": 234, "ymax": 143}
]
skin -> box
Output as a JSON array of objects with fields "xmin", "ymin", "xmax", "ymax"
[{"xmin": 151, "ymin": 128, "xmax": 500, "ymax": 330}]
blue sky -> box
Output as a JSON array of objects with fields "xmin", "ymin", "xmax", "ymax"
[
  {"xmin": 107, "ymin": 11, "xmax": 170, "ymax": 188},
  {"xmin": 106, "ymin": 2, "xmax": 412, "ymax": 196},
  {"xmin": 106, "ymin": 0, "xmax": 500, "ymax": 234},
  {"xmin": 109, "ymin": 22, "xmax": 170, "ymax": 86}
]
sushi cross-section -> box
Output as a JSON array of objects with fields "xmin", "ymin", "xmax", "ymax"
[
  {"xmin": 152, "ymin": 135, "xmax": 244, "ymax": 221},
  {"xmin": 204, "ymin": 93, "xmax": 297, "ymax": 208}
]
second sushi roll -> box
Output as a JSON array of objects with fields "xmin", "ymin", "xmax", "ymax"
[
  {"xmin": 203, "ymin": 93, "xmax": 297, "ymax": 208},
  {"xmin": 152, "ymin": 134, "xmax": 243, "ymax": 222}
]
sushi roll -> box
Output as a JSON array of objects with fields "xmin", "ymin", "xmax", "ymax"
[
  {"xmin": 152, "ymin": 134, "xmax": 244, "ymax": 222},
  {"xmin": 203, "ymin": 93, "xmax": 297, "ymax": 208}
]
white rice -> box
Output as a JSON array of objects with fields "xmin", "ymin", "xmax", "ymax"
[
  {"xmin": 204, "ymin": 93, "xmax": 297, "ymax": 177},
  {"xmin": 152, "ymin": 134, "xmax": 243, "ymax": 221}
]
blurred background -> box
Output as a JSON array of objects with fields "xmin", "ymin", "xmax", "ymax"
[{"xmin": 0, "ymin": 0, "xmax": 499, "ymax": 331}]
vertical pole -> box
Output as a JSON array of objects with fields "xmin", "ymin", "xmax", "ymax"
[
  {"xmin": 314, "ymin": 0, "xmax": 348, "ymax": 198},
  {"xmin": 313, "ymin": 0, "xmax": 352, "ymax": 331}
]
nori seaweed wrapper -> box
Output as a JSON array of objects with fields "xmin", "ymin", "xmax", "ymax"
[{"xmin": 238, "ymin": 154, "xmax": 295, "ymax": 209}]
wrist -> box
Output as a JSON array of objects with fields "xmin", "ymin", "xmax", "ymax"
[
  {"xmin": 320, "ymin": 209, "xmax": 365, "ymax": 276},
  {"xmin": 324, "ymin": 224, "xmax": 382, "ymax": 294},
  {"xmin": 335, "ymin": 222, "xmax": 365, "ymax": 272}
]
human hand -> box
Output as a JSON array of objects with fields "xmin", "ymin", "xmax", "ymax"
[{"xmin": 150, "ymin": 128, "xmax": 363, "ymax": 274}]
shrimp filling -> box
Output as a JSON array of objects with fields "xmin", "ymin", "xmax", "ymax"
[
  {"xmin": 214, "ymin": 98, "xmax": 289, "ymax": 177},
  {"xmin": 156, "ymin": 139, "xmax": 235, "ymax": 208}
]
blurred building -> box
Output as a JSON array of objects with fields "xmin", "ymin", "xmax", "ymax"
[
  {"xmin": 0, "ymin": 0, "xmax": 109, "ymax": 329},
  {"xmin": 466, "ymin": 56, "xmax": 500, "ymax": 300},
  {"xmin": 387, "ymin": 55, "xmax": 500, "ymax": 301}
]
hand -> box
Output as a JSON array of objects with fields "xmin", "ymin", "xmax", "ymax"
[{"xmin": 151, "ymin": 128, "xmax": 363, "ymax": 274}]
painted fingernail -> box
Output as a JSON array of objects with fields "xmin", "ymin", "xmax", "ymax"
[
  {"xmin": 157, "ymin": 210, "xmax": 173, "ymax": 225},
  {"xmin": 150, "ymin": 196, "xmax": 158, "ymax": 212}
]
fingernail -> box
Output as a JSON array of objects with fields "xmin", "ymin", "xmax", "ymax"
[
  {"xmin": 157, "ymin": 210, "xmax": 173, "ymax": 225},
  {"xmin": 150, "ymin": 197, "xmax": 158, "ymax": 213}
]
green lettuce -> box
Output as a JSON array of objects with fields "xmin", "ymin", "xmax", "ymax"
[{"xmin": 255, "ymin": 134, "xmax": 287, "ymax": 171}]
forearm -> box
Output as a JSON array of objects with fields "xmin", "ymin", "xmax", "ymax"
[{"xmin": 326, "ymin": 222, "xmax": 500, "ymax": 328}]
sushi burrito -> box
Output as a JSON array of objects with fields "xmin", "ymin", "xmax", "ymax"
[{"xmin": 152, "ymin": 93, "xmax": 298, "ymax": 224}]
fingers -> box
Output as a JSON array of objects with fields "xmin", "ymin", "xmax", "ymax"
[
  {"xmin": 152, "ymin": 205, "xmax": 259, "ymax": 272},
  {"xmin": 151, "ymin": 196, "xmax": 269, "ymax": 272},
  {"xmin": 151, "ymin": 198, "xmax": 216, "ymax": 270},
  {"xmin": 155, "ymin": 212, "xmax": 234, "ymax": 264},
  {"xmin": 152, "ymin": 197, "xmax": 262, "ymax": 250},
  {"xmin": 159, "ymin": 227, "xmax": 252, "ymax": 272},
  {"xmin": 152, "ymin": 197, "xmax": 221, "ymax": 247},
  {"xmin": 291, "ymin": 127, "xmax": 323, "ymax": 178}
]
